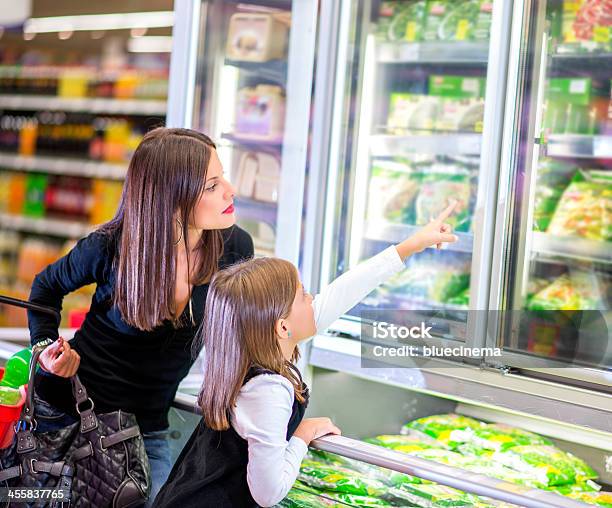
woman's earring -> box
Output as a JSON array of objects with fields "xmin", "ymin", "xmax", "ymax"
[
  {"xmin": 287, "ymin": 331, "xmax": 292, "ymax": 338},
  {"xmin": 174, "ymin": 218, "xmax": 183, "ymax": 245}
]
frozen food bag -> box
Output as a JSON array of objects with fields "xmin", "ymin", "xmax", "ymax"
[
  {"xmin": 389, "ymin": 483, "xmax": 476, "ymax": 507},
  {"xmin": 527, "ymin": 272, "xmax": 606, "ymax": 310},
  {"xmin": 449, "ymin": 423, "xmax": 554, "ymax": 453},
  {"xmin": 305, "ymin": 450, "xmax": 414, "ymax": 487},
  {"xmin": 546, "ymin": 480, "xmax": 602, "ymax": 495},
  {"xmin": 532, "ymin": 160, "xmax": 575, "ymax": 232},
  {"xmin": 277, "ymin": 488, "xmax": 347, "ymax": 507},
  {"xmin": 414, "ymin": 171, "xmax": 472, "ymax": 231},
  {"xmin": 401, "ymin": 414, "xmax": 484, "ymax": 444},
  {"xmin": 292, "ymin": 481, "xmax": 393, "ymax": 507},
  {"xmin": 566, "ymin": 491, "xmax": 612, "ymax": 507},
  {"xmin": 383, "ymin": 1, "xmax": 428, "ymax": 42},
  {"xmin": 493, "ymin": 445, "xmax": 598, "ymax": 487},
  {"xmin": 547, "ymin": 170, "xmax": 612, "ymax": 241},
  {"xmin": 367, "ymin": 160, "xmax": 421, "ymax": 224},
  {"xmin": 298, "ymin": 461, "xmax": 388, "ymax": 497},
  {"xmin": 388, "ymin": 93, "xmax": 440, "ymax": 133}
]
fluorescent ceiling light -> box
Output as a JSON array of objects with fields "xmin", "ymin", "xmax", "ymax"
[
  {"xmin": 128, "ymin": 36, "xmax": 173, "ymax": 53},
  {"xmin": 24, "ymin": 11, "xmax": 174, "ymax": 34}
]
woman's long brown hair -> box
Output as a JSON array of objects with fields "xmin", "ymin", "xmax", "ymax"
[
  {"xmin": 99, "ymin": 127, "xmax": 223, "ymax": 331},
  {"xmin": 195, "ymin": 257, "xmax": 305, "ymax": 431}
]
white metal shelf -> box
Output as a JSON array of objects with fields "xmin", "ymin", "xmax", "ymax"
[
  {"xmin": 545, "ymin": 134, "xmax": 612, "ymax": 159},
  {"xmin": 0, "ymin": 213, "xmax": 93, "ymax": 239},
  {"xmin": 364, "ymin": 222, "xmax": 474, "ymax": 253},
  {"xmin": 0, "ymin": 94, "xmax": 167, "ymax": 115},
  {"xmin": 0, "ymin": 153, "xmax": 127, "ymax": 180},
  {"xmin": 377, "ymin": 42, "xmax": 489, "ymax": 64},
  {"xmin": 370, "ymin": 133, "xmax": 482, "ymax": 157},
  {"xmin": 531, "ymin": 232, "xmax": 611, "ymax": 264}
]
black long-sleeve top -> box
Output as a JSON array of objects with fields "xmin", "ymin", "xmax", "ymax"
[{"xmin": 28, "ymin": 225, "xmax": 254, "ymax": 432}]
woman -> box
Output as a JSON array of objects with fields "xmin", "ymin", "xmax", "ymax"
[{"xmin": 27, "ymin": 127, "xmax": 254, "ymax": 505}]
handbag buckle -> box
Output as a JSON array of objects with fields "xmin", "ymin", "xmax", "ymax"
[
  {"xmin": 29, "ymin": 459, "xmax": 38, "ymax": 473},
  {"xmin": 76, "ymin": 397, "xmax": 95, "ymax": 414},
  {"xmin": 99, "ymin": 435, "xmax": 108, "ymax": 452}
]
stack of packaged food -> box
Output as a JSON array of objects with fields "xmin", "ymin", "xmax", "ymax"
[{"xmin": 277, "ymin": 413, "xmax": 611, "ymax": 507}]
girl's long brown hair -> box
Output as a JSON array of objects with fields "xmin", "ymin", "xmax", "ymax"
[
  {"xmin": 196, "ymin": 257, "xmax": 305, "ymax": 431},
  {"xmin": 99, "ymin": 127, "xmax": 223, "ymax": 331}
]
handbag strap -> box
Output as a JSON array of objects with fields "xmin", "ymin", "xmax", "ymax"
[{"xmin": 70, "ymin": 375, "xmax": 98, "ymax": 434}]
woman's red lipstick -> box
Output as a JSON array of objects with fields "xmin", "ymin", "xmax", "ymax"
[{"xmin": 222, "ymin": 203, "xmax": 235, "ymax": 214}]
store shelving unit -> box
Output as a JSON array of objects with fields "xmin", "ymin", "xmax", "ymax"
[
  {"xmin": 0, "ymin": 153, "xmax": 127, "ymax": 180},
  {"xmin": 0, "ymin": 213, "xmax": 93, "ymax": 239},
  {"xmin": 0, "ymin": 94, "xmax": 167, "ymax": 115}
]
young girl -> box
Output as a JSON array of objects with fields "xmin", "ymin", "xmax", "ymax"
[{"xmin": 153, "ymin": 203, "xmax": 458, "ymax": 508}]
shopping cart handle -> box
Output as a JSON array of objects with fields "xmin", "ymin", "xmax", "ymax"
[{"xmin": 0, "ymin": 295, "xmax": 61, "ymax": 321}]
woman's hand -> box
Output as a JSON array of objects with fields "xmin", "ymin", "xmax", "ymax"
[
  {"xmin": 38, "ymin": 337, "xmax": 81, "ymax": 377},
  {"xmin": 293, "ymin": 417, "xmax": 341, "ymax": 446},
  {"xmin": 395, "ymin": 201, "xmax": 459, "ymax": 260}
]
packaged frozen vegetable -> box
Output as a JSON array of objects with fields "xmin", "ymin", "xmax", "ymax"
[
  {"xmin": 547, "ymin": 170, "xmax": 612, "ymax": 241},
  {"xmin": 277, "ymin": 488, "xmax": 346, "ymax": 507},
  {"xmin": 401, "ymin": 414, "xmax": 484, "ymax": 446},
  {"xmin": 449, "ymin": 423, "xmax": 554, "ymax": 453},
  {"xmin": 298, "ymin": 461, "xmax": 387, "ymax": 497},
  {"xmin": 566, "ymin": 491, "xmax": 612, "ymax": 507},
  {"xmin": 414, "ymin": 169, "xmax": 472, "ymax": 231},
  {"xmin": 546, "ymin": 480, "xmax": 602, "ymax": 495},
  {"xmin": 389, "ymin": 483, "xmax": 475, "ymax": 507},
  {"xmin": 493, "ymin": 445, "xmax": 598, "ymax": 487},
  {"xmin": 532, "ymin": 159, "xmax": 576, "ymax": 232},
  {"xmin": 388, "ymin": 93, "xmax": 440, "ymax": 133},
  {"xmin": 527, "ymin": 272, "xmax": 606, "ymax": 310},
  {"xmin": 367, "ymin": 160, "xmax": 421, "ymax": 224},
  {"xmin": 376, "ymin": 1, "xmax": 427, "ymax": 42}
]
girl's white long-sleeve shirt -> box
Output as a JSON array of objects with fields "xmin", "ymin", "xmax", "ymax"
[{"xmin": 230, "ymin": 246, "xmax": 405, "ymax": 507}]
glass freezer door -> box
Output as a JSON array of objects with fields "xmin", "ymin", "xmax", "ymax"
[
  {"xmin": 318, "ymin": 0, "xmax": 505, "ymax": 356},
  {"xmin": 168, "ymin": 0, "xmax": 317, "ymax": 262},
  {"xmin": 491, "ymin": 0, "xmax": 611, "ymax": 378}
]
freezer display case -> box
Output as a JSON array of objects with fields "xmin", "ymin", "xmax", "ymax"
[
  {"xmin": 489, "ymin": 0, "xmax": 611, "ymax": 377},
  {"xmin": 309, "ymin": 0, "xmax": 503, "ymax": 352},
  {"xmin": 168, "ymin": 0, "xmax": 317, "ymax": 261},
  {"xmin": 301, "ymin": 0, "xmax": 611, "ymax": 504}
]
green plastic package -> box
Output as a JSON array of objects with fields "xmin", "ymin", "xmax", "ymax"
[
  {"xmin": 493, "ymin": 445, "xmax": 598, "ymax": 487},
  {"xmin": 547, "ymin": 170, "xmax": 612, "ymax": 241},
  {"xmin": 390, "ymin": 483, "xmax": 476, "ymax": 507},
  {"xmin": 401, "ymin": 414, "xmax": 484, "ymax": 448},
  {"xmin": 449, "ymin": 423, "xmax": 554, "ymax": 453},
  {"xmin": 566, "ymin": 491, "xmax": 612, "ymax": 508},
  {"xmin": 546, "ymin": 480, "xmax": 602, "ymax": 496},
  {"xmin": 292, "ymin": 481, "xmax": 393, "ymax": 507},
  {"xmin": 277, "ymin": 488, "xmax": 346, "ymax": 507},
  {"xmin": 298, "ymin": 461, "xmax": 387, "ymax": 497}
]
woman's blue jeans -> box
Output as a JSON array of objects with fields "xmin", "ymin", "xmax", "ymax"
[{"xmin": 33, "ymin": 396, "xmax": 172, "ymax": 507}]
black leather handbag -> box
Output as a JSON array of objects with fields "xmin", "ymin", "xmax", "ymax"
[{"xmin": 0, "ymin": 296, "xmax": 151, "ymax": 507}]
